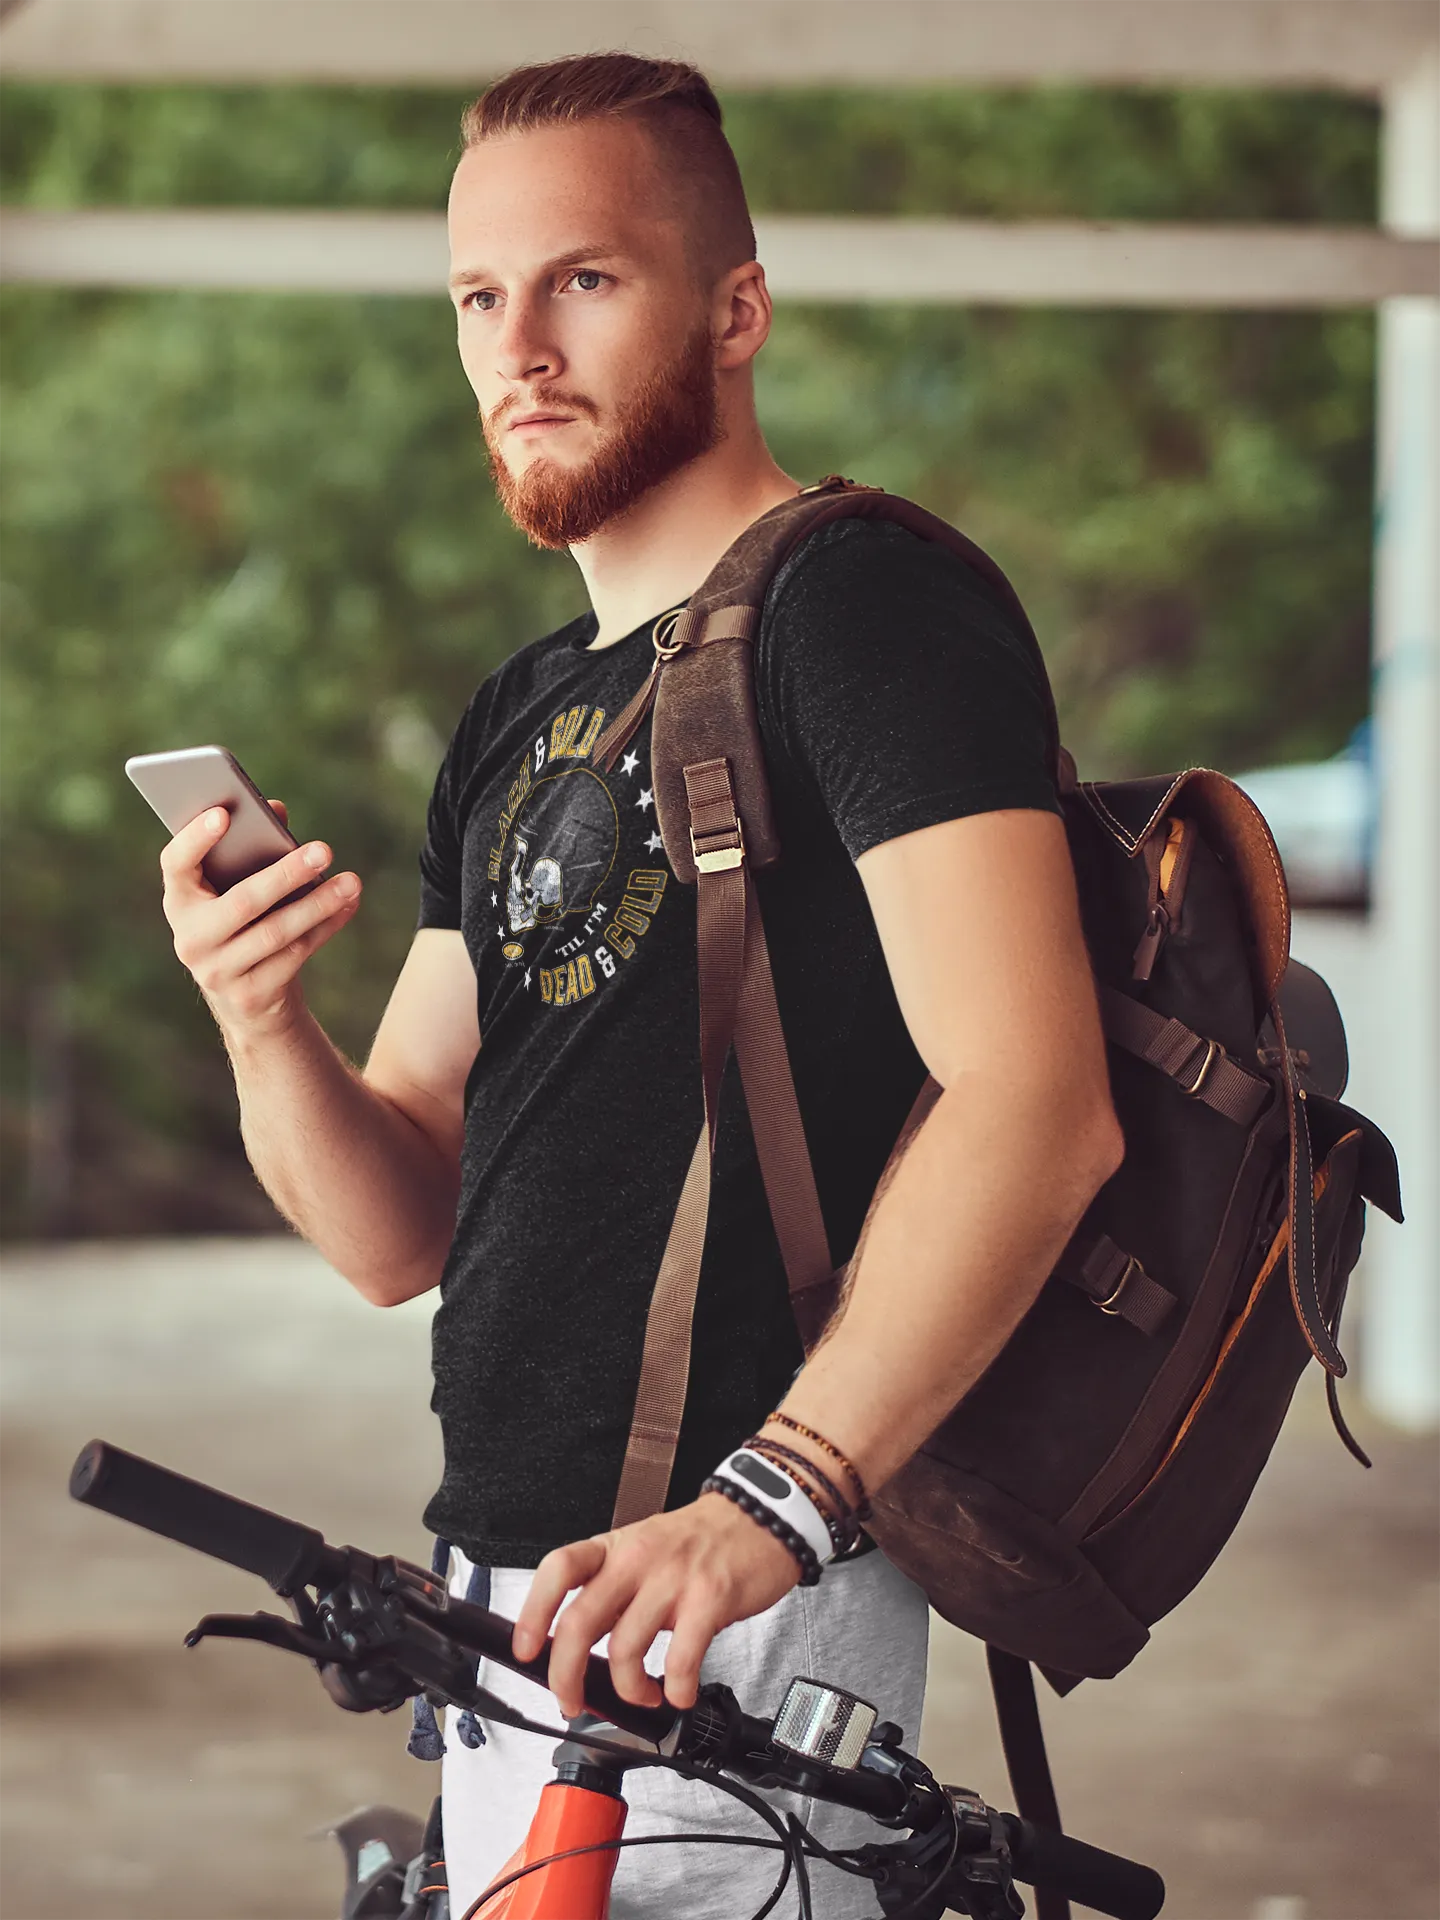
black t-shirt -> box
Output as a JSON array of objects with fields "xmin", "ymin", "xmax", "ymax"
[{"xmin": 416, "ymin": 518, "xmax": 1057, "ymax": 1567}]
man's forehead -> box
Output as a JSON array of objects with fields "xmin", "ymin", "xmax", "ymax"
[{"xmin": 448, "ymin": 121, "xmax": 680, "ymax": 270}]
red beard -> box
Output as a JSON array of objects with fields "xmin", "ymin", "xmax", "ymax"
[{"xmin": 483, "ymin": 321, "xmax": 721, "ymax": 549}]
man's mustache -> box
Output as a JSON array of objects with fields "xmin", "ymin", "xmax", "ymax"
[{"xmin": 484, "ymin": 388, "xmax": 601, "ymax": 433}]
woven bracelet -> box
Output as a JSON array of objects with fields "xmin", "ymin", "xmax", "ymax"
[
  {"xmin": 744, "ymin": 1436, "xmax": 861, "ymax": 1556},
  {"xmin": 764, "ymin": 1412, "xmax": 872, "ymax": 1519},
  {"xmin": 701, "ymin": 1474, "xmax": 822, "ymax": 1587}
]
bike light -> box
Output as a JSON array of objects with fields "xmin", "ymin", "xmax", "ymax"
[{"xmin": 771, "ymin": 1677, "xmax": 877, "ymax": 1771}]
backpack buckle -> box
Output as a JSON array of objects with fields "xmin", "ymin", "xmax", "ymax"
[
  {"xmin": 692, "ymin": 821, "xmax": 746, "ymax": 873},
  {"xmin": 1097, "ymin": 1257, "xmax": 1141, "ymax": 1315},
  {"xmin": 1180, "ymin": 1037, "xmax": 1222, "ymax": 1098}
]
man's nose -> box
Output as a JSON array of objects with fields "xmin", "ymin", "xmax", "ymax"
[{"xmin": 495, "ymin": 290, "xmax": 561, "ymax": 386}]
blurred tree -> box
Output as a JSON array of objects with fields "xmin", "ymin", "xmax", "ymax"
[{"xmin": 0, "ymin": 84, "xmax": 1378, "ymax": 1236}]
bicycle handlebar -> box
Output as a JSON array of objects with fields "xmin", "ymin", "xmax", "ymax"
[
  {"xmin": 70, "ymin": 1439, "xmax": 343, "ymax": 1595},
  {"xmin": 69, "ymin": 1439, "xmax": 1165, "ymax": 1920},
  {"xmin": 1004, "ymin": 1817, "xmax": 1165, "ymax": 1920}
]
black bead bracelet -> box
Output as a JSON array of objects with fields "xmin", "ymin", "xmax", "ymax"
[{"xmin": 701, "ymin": 1474, "xmax": 823, "ymax": 1587}]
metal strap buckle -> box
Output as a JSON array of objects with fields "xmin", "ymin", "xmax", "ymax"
[
  {"xmin": 1096, "ymin": 1257, "xmax": 1140, "ymax": 1316},
  {"xmin": 1180, "ymin": 1037, "xmax": 1222, "ymax": 1098},
  {"xmin": 653, "ymin": 608, "xmax": 688, "ymax": 659},
  {"xmin": 692, "ymin": 820, "xmax": 745, "ymax": 874}
]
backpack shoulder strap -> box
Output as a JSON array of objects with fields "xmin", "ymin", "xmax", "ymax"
[
  {"xmin": 598, "ymin": 476, "xmax": 1059, "ymax": 881},
  {"xmin": 607, "ymin": 478, "xmax": 1056, "ymax": 1529}
]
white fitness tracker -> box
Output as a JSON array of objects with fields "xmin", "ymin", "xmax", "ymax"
[{"xmin": 712, "ymin": 1447, "xmax": 835, "ymax": 1566}]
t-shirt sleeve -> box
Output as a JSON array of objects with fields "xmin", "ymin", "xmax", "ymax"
[
  {"xmin": 416, "ymin": 687, "xmax": 491, "ymax": 931},
  {"xmin": 756, "ymin": 521, "xmax": 1059, "ymax": 861}
]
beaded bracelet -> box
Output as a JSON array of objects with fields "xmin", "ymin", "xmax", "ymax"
[
  {"xmin": 701, "ymin": 1474, "xmax": 822, "ymax": 1586},
  {"xmin": 744, "ymin": 1436, "xmax": 860, "ymax": 1557},
  {"xmin": 763, "ymin": 1412, "xmax": 872, "ymax": 1520}
]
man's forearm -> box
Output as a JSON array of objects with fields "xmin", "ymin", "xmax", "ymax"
[
  {"xmin": 771, "ymin": 1077, "xmax": 1122, "ymax": 1495},
  {"xmin": 225, "ymin": 1005, "xmax": 459, "ymax": 1305}
]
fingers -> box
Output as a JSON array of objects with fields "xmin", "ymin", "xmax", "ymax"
[
  {"xmin": 662, "ymin": 1594, "xmax": 730, "ymax": 1711},
  {"xmin": 218, "ymin": 889, "xmax": 361, "ymax": 1009},
  {"xmin": 516, "ymin": 1540, "xmax": 638, "ymax": 1721},
  {"xmin": 159, "ymin": 806, "xmax": 230, "ymax": 896},
  {"xmin": 513, "ymin": 1538, "xmax": 606, "ymax": 1664},
  {"xmin": 211, "ymin": 840, "xmax": 335, "ymax": 941},
  {"xmin": 216, "ymin": 863, "xmax": 360, "ymax": 973},
  {"xmin": 267, "ymin": 798, "xmax": 288, "ymax": 825},
  {"xmin": 602, "ymin": 1584, "xmax": 674, "ymax": 1711},
  {"xmin": 163, "ymin": 811, "xmax": 361, "ymax": 1034}
]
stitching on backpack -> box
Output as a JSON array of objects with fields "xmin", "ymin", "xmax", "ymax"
[
  {"xmin": 1081, "ymin": 783, "xmax": 1139, "ymax": 849},
  {"xmin": 1084, "ymin": 770, "xmax": 1196, "ymax": 858},
  {"xmin": 1133, "ymin": 773, "xmax": 1192, "ymax": 849},
  {"xmin": 1286, "ymin": 1088, "xmax": 1330, "ymax": 1363}
]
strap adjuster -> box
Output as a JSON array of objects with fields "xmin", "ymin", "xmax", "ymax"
[
  {"xmin": 1096, "ymin": 1256, "xmax": 1141, "ymax": 1315},
  {"xmin": 692, "ymin": 820, "xmax": 746, "ymax": 874},
  {"xmin": 1180, "ymin": 1037, "xmax": 1222, "ymax": 1097}
]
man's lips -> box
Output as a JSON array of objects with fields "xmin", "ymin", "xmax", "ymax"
[{"xmin": 507, "ymin": 411, "xmax": 582, "ymax": 435}]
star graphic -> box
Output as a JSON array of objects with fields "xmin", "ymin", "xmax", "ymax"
[
  {"xmin": 637, "ymin": 787, "xmax": 654, "ymax": 812},
  {"xmin": 524, "ymin": 969, "xmax": 532, "ymax": 989},
  {"xmin": 491, "ymin": 890, "xmax": 498, "ymax": 907},
  {"xmin": 620, "ymin": 750, "xmax": 640, "ymax": 777},
  {"xmin": 497, "ymin": 924, "xmax": 505, "ymax": 940},
  {"xmin": 645, "ymin": 831, "xmax": 665, "ymax": 854}
]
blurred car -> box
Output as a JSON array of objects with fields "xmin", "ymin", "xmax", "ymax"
[{"xmin": 1233, "ymin": 724, "xmax": 1372, "ymax": 909}]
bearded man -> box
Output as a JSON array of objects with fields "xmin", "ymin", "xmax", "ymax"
[{"xmin": 160, "ymin": 53, "xmax": 1121, "ymax": 1918}]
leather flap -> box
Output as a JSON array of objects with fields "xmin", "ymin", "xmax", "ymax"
[
  {"xmin": 1083, "ymin": 768, "xmax": 1291, "ymax": 1001},
  {"xmin": 1307, "ymin": 1093, "xmax": 1404, "ymax": 1222}
]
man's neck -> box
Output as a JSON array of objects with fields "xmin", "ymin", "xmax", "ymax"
[{"xmin": 570, "ymin": 432, "xmax": 798, "ymax": 649}]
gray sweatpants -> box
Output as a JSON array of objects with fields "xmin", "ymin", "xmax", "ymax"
[{"xmin": 441, "ymin": 1546, "xmax": 930, "ymax": 1919}]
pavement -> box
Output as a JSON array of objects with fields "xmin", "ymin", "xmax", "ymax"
[{"xmin": 1, "ymin": 1235, "xmax": 1436, "ymax": 1920}]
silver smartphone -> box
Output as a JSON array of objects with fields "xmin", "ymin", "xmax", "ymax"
[{"xmin": 125, "ymin": 746, "xmax": 311, "ymax": 896}]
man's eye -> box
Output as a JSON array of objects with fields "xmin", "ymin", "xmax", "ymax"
[
  {"xmin": 571, "ymin": 270, "xmax": 604, "ymax": 292},
  {"xmin": 466, "ymin": 290, "xmax": 499, "ymax": 313}
]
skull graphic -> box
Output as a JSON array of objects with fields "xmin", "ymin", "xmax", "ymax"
[
  {"xmin": 503, "ymin": 768, "xmax": 618, "ymax": 937},
  {"xmin": 506, "ymin": 841, "xmax": 564, "ymax": 931}
]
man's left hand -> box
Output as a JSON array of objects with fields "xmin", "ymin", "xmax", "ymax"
[{"xmin": 511, "ymin": 1490, "xmax": 802, "ymax": 1717}]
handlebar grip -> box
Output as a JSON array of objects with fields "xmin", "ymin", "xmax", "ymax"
[
  {"xmin": 70, "ymin": 1440, "xmax": 336, "ymax": 1594},
  {"xmin": 1004, "ymin": 1817, "xmax": 1165, "ymax": 1920}
]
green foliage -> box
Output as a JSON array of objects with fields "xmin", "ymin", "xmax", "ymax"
[{"xmin": 0, "ymin": 83, "xmax": 1378, "ymax": 1236}]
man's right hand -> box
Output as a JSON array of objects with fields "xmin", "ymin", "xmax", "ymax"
[{"xmin": 161, "ymin": 806, "xmax": 362, "ymax": 1042}]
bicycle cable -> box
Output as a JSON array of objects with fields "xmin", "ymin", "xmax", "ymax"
[
  {"xmin": 457, "ymin": 1833, "xmax": 786, "ymax": 1920},
  {"xmin": 453, "ymin": 1744, "xmax": 896, "ymax": 1920}
]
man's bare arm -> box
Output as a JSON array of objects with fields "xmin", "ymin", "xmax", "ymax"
[
  {"xmin": 767, "ymin": 808, "xmax": 1123, "ymax": 1491},
  {"xmin": 162, "ymin": 807, "xmax": 478, "ymax": 1306},
  {"xmin": 517, "ymin": 805, "xmax": 1124, "ymax": 1717}
]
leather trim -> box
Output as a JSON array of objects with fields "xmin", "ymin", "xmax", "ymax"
[{"xmin": 1083, "ymin": 769, "xmax": 1291, "ymax": 1002}]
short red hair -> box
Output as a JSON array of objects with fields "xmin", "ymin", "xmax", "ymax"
[{"xmin": 460, "ymin": 52, "xmax": 756, "ymax": 281}]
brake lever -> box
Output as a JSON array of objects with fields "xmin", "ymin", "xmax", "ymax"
[{"xmin": 185, "ymin": 1609, "xmax": 339, "ymax": 1663}]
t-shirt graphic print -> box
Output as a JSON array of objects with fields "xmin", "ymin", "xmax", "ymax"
[
  {"xmin": 416, "ymin": 520, "xmax": 1059, "ymax": 1569},
  {"xmin": 487, "ymin": 701, "xmax": 669, "ymax": 1009}
]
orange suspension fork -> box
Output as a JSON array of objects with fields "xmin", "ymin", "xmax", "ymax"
[{"xmin": 468, "ymin": 1770, "xmax": 627, "ymax": 1920}]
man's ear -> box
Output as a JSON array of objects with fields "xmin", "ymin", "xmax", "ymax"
[{"xmin": 714, "ymin": 262, "xmax": 773, "ymax": 372}]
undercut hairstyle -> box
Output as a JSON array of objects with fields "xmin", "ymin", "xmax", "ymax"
[{"xmin": 460, "ymin": 52, "xmax": 757, "ymax": 283}]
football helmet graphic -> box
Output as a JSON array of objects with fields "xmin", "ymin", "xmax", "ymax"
[{"xmin": 504, "ymin": 768, "xmax": 618, "ymax": 934}]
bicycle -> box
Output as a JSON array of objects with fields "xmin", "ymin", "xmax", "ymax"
[{"xmin": 69, "ymin": 1439, "xmax": 1165, "ymax": 1920}]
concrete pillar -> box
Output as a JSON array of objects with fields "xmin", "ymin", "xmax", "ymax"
[{"xmin": 1364, "ymin": 44, "xmax": 1440, "ymax": 1427}]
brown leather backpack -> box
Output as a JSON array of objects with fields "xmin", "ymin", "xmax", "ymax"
[{"xmin": 593, "ymin": 479, "xmax": 1402, "ymax": 1896}]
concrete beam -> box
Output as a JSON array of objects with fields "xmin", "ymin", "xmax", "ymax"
[
  {"xmin": 3, "ymin": 207, "xmax": 1437, "ymax": 307},
  {"xmin": 1, "ymin": 0, "xmax": 1435, "ymax": 95}
]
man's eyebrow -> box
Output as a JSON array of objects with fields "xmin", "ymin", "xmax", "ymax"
[{"xmin": 448, "ymin": 246, "xmax": 628, "ymax": 292}]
